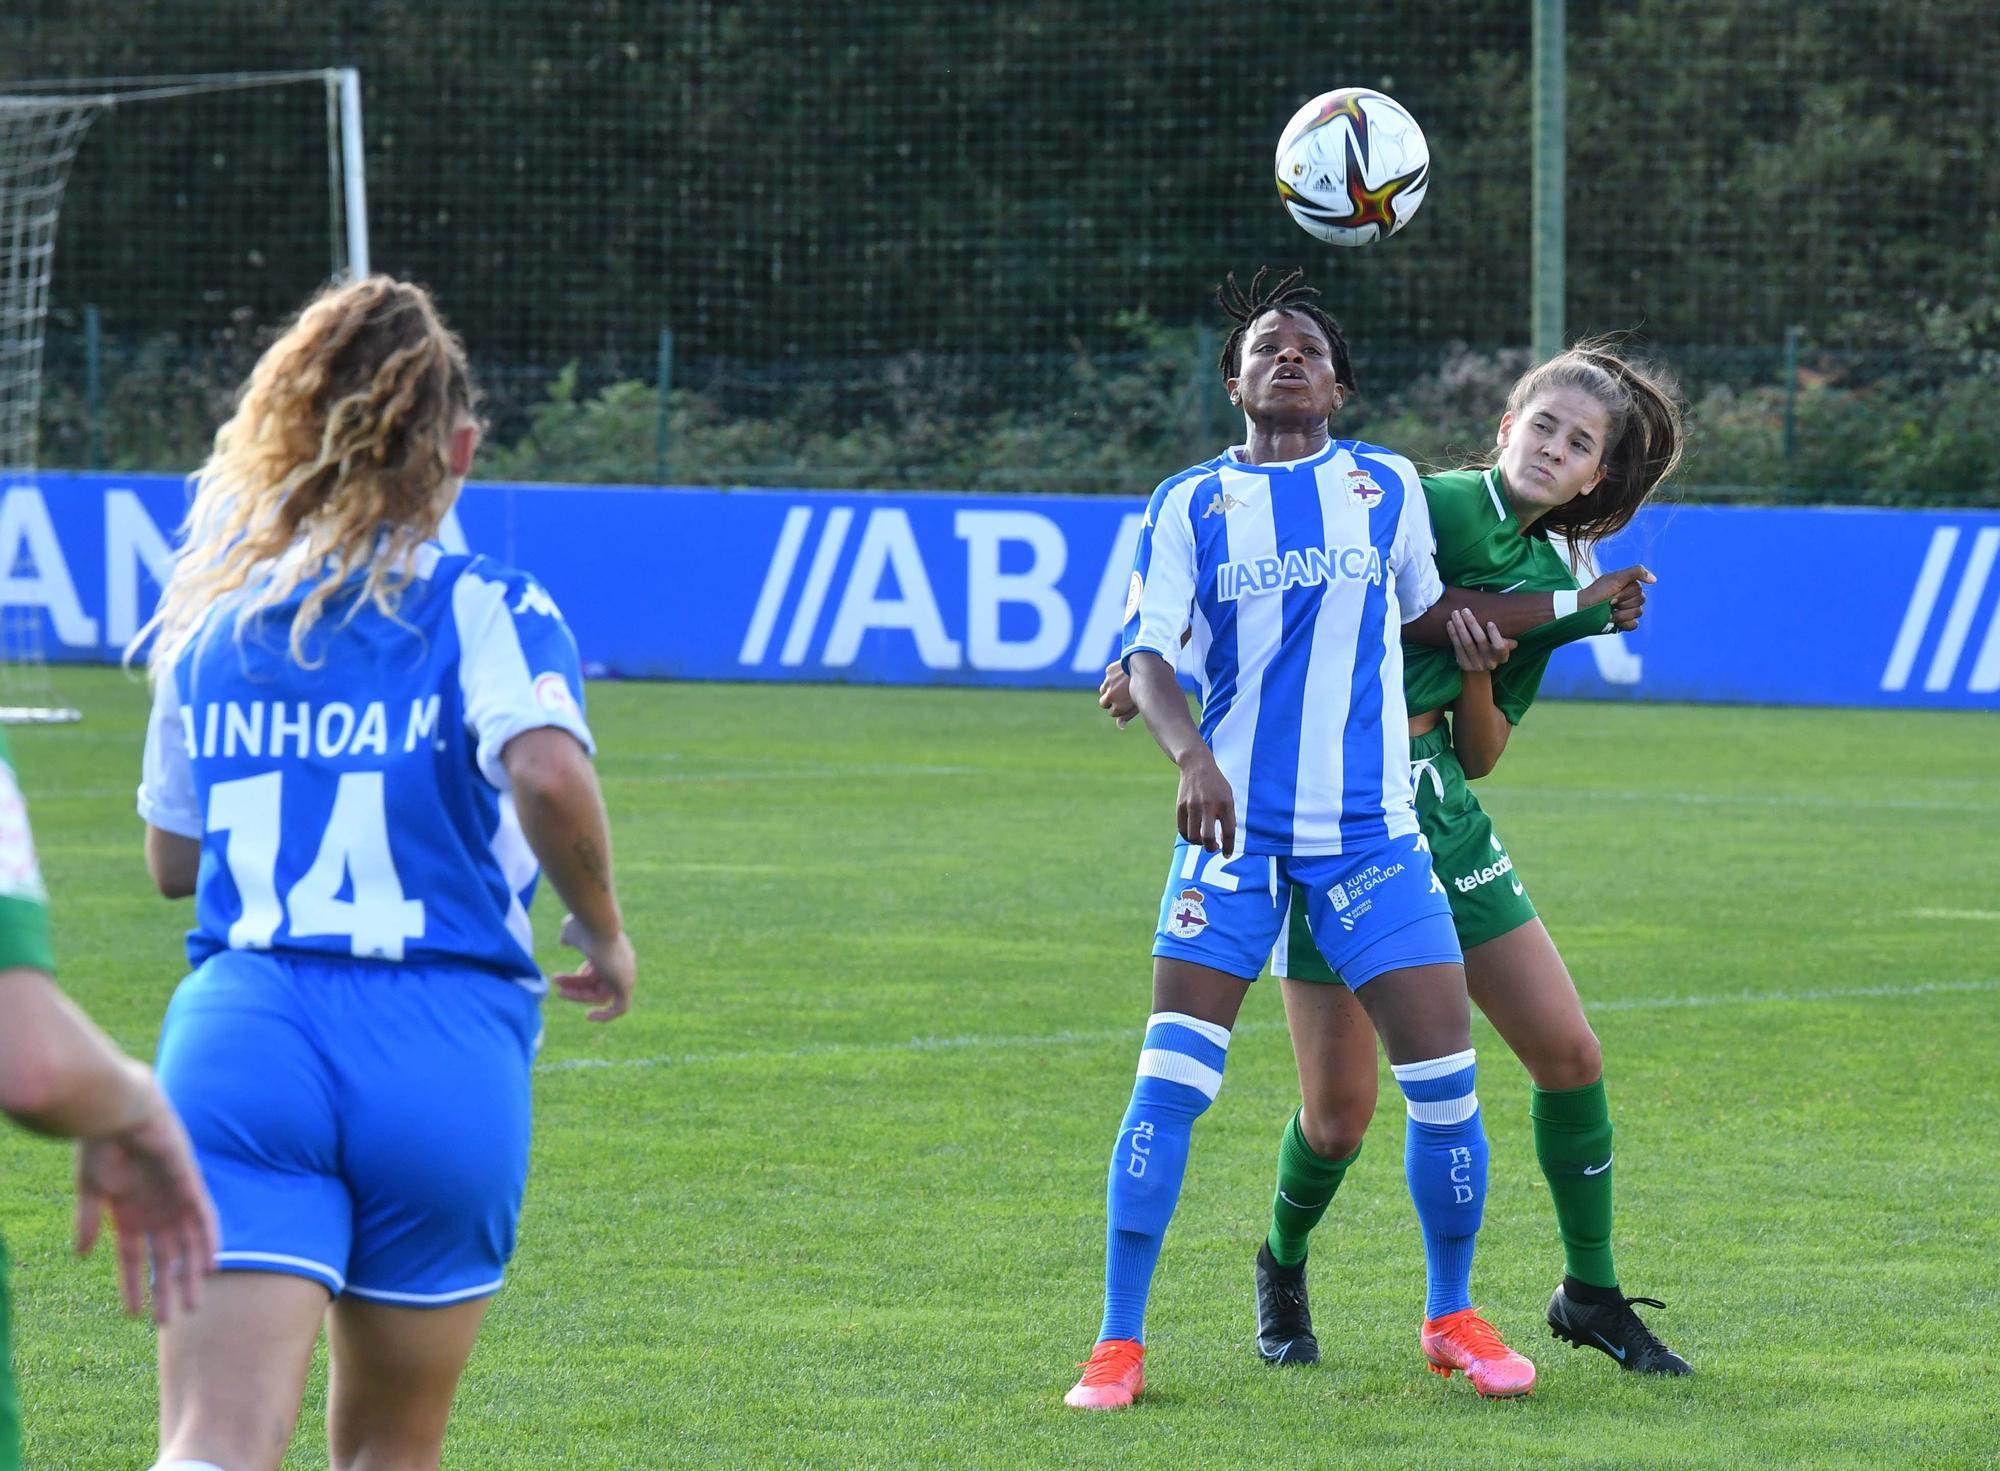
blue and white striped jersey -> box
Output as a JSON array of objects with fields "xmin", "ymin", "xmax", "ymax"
[
  {"xmin": 137, "ymin": 545, "xmax": 593, "ymax": 989},
  {"xmin": 1121, "ymin": 439, "xmax": 1442, "ymax": 854}
]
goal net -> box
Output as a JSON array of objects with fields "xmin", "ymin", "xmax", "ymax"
[
  {"xmin": 0, "ymin": 69, "xmax": 365, "ymax": 723},
  {"xmin": 0, "ymin": 95, "xmax": 96, "ymax": 722}
]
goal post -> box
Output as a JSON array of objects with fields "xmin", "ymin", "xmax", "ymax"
[{"xmin": 0, "ymin": 68, "xmax": 368, "ymax": 722}]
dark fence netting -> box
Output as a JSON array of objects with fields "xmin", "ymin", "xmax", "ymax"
[{"xmin": 6, "ymin": 0, "xmax": 1996, "ymax": 502}]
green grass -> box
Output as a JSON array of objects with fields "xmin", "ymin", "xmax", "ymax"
[{"xmin": 4, "ymin": 667, "xmax": 1997, "ymax": 1469}]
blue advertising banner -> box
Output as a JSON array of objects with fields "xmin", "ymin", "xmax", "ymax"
[{"xmin": 10, "ymin": 471, "xmax": 1999, "ymax": 710}]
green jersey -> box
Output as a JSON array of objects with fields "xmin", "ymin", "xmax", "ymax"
[
  {"xmin": 0, "ymin": 727, "xmax": 50, "ymax": 1471},
  {"xmin": 0, "ymin": 729, "xmax": 51, "ymax": 975},
  {"xmin": 1404, "ymin": 468, "xmax": 1613, "ymax": 724}
]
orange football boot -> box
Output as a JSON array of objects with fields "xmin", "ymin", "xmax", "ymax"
[
  {"xmin": 1420, "ymin": 1308, "xmax": 1536, "ymax": 1398},
  {"xmin": 1064, "ymin": 1338, "xmax": 1145, "ymax": 1409}
]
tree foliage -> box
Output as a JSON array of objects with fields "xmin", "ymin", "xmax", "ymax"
[{"xmin": 7, "ymin": 0, "xmax": 1995, "ymax": 498}]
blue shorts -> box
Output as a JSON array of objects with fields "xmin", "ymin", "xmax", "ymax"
[
  {"xmin": 1152, "ymin": 831, "xmax": 1462, "ymax": 986},
  {"xmin": 155, "ymin": 950, "xmax": 542, "ymax": 1307}
]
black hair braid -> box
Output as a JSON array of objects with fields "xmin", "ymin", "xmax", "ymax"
[{"xmin": 1215, "ymin": 267, "xmax": 1357, "ymax": 391}]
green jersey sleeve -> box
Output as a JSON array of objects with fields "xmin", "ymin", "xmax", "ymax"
[
  {"xmin": 1490, "ymin": 601, "xmax": 1614, "ymax": 724},
  {"xmin": 1417, "ymin": 470, "xmax": 1498, "ymax": 570},
  {"xmin": 0, "ymin": 731, "xmax": 54, "ymax": 975},
  {"xmin": 1404, "ymin": 467, "xmax": 1616, "ymax": 725},
  {"xmin": 1402, "ymin": 472, "xmax": 1489, "ymax": 717}
]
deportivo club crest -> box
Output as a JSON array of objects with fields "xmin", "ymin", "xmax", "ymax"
[
  {"xmin": 1346, "ymin": 469, "xmax": 1384, "ymax": 507},
  {"xmin": 1166, "ymin": 887, "xmax": 1208, "ymax": 939}
]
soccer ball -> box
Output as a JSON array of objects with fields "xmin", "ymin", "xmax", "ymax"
[{"xmin": 1275, "ymin": 88, "xmax": 1431, "ymax": 246}]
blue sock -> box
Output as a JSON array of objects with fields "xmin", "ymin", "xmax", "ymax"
[
  {"xmin": 1392, "ymin": 1048, "xmax": 1489, "ymax": 1320},
  {"xmin": 1096, "ymin": 1011, "xmax": 1231, "ymax": 1345}
]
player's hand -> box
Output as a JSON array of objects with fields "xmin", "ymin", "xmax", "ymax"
[
  {"xmin": 1176, "ymin": 746, "xmax": 1237, "ymax": 857},
  {"xmin": 555, "ymin": 913, "xmax": 636, "ymax": 1022},
  {"xmin": 74, "ymin": 1079, "xmax": 218, "ymax": 1324},
  {"xmin": 1581, "ymin": 564, "xmax": 1656, "ymax": 631},
  {"xmin": 1098, "ymin": 661, "xmax": 1137, "ymax": 728},
  {"xmin": 1445, "ymin": 607, "xmax": 1516, "ymax": 672}
]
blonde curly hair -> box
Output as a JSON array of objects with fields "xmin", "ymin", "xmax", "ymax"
[{"xmin": 135, "ymin": 275, "xmax": 475, "ymax": 671}]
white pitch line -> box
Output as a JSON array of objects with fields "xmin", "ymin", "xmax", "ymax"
[
  {"xmin": 535, "ymin": 977, "xmax": 2000, "ymax": 1076},
  {"xmin": 601, "ymin": 760, "xmax": 993, "ymax": 784},
  {"xmin": 1909, "ymin": 908, "xmax": 2000, "ymax": 922},
  {"xmin": 1479, "ymin": 784, "xmax": 2000, "ymax": 815}
]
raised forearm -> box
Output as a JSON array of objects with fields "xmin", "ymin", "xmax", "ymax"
[
  {"xmin": 1407, "ymin": 586, "xmax": 1561, "ymax": 645},
  {"xmin": 1128, "ymin": 653, "xmax": 1207, "ymax": 767}
]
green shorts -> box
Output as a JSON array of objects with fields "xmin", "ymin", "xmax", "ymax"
[
  {"xmin": 1274, "ymin": 725, "xmax": 1537, "ymax": 981},
  {"xmin": 1, "ymin": 1236, "xmax": 17, "ymax": 1471}
]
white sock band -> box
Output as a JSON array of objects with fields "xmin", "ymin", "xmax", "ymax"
[
  {"xmin": 153, "ymin": 1461, "xmax": 231, "ymax": 1471},
  {"xmin": 1391, "ymin": 1047, "xmax": 1480, "ymax": 1125},
  {"xmin": 1135, "ymin": 1010, "xmax": 1232, "ymax": 1100}
]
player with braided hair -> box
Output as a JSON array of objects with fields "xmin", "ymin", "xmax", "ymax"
[
  {"xmin": 1212, "ymin": 266, "xmax": 1356, "ymax": 395},
  {"xmin": 1066, "ymin": 271, "xmax": 1655, "ymax": 1410},
  {"xmin": 1100, "ymin": 335, "xmax": 1692, "ymax": 1382}
]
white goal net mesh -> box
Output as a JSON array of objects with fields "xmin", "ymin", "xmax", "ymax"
[{"xmin": 0, "ymin": 96, "xmax": 97, "ymax": 723}]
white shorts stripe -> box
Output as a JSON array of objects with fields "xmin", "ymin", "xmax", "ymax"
[
  {"xmin": 216, "ymin": 1250, "xmax": 346, "ymax": 1291},
  {"xmin": 1146, "ymin": 1011, "xmax": 1232, "ymax": 1050},
  {"xmin": 343, "ymin": 1276, "xmax": 506, "ymax": 1306},
  {"xmin": 1390, "ymin": 1047, "xmax": 1477, "ymax": 1083},
  {"xmin": 1406, "ymin": 1093, "xmax": 1480, "ymax": 1126},
  {"xmin": 1137, "ymin": 1048, "xmax": 1225, "ymax": 1100}
]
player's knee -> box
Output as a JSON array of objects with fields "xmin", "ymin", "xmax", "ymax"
[
  {"xmin": 1530, "ymin": 1027, "xmax": 1602, "ymax": 1091},
  {"xmin": 329, "ymin": 1382, "xmax": 456, "ymax": 1471},
  {"xmin": 1299, "ymin": 1101, "xmax": 1370, "ymax": 1160},
  {"xmin": 156, "ymin": 1431, "xmax": 270, "ymax": 1471},
  {"xmin": 330, "ymin": 1429, "xmax": 449, "ymax": 1471}
]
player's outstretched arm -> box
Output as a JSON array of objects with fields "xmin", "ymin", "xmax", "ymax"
[
  {"xmin": 1406, "ymin": 565, "xmax": 1656, "ymax": 645},
  {"xmin": 0, "ymin": 968, "xmax": 218, "ymax": 1321},
  {"xmin": 1128, "ymin": 651, "xmax": 1236, "ymax": 856},
  {"xmin": 503, "ymin": 727, "xmax": 635, "ymax": 1022}
]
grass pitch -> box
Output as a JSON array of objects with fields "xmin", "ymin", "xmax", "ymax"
[{"xmin": 4, "ymin": 668, "xmax": 1996, "ymax": 1469}]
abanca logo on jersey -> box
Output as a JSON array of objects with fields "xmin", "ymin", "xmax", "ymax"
[{"xmin": 1214, "ymin": 545, "xmax": 1383, "ymax": 602}]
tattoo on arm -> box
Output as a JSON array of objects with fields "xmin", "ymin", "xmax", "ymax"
[{"xmin": 570, "ymin": 836, "xmax": 611, "ymax": 894}]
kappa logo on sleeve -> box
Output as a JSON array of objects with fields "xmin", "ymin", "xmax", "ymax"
[
  {"xmin": 532, "ymin": 672, "xmax": 580, "ymax": 720},
  {"xmin": 513, "ymin": 582, "xmax": 563, "ymax": 619}
]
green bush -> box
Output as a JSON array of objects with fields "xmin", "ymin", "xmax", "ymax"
[{"xmin": 39, "ymin": 334, "xmax": 2000, "ymax": 507}]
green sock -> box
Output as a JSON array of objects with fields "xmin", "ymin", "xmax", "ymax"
[
  {"xmin": 1531, "ymin": 1079, "xmax": 1618, "ymax": 1289},
  {"xmin": 1265, "ymin": 1109, "xmax": 1361, "ymax": 1268}
]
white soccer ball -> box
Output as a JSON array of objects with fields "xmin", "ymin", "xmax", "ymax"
[{"xmin": 1274, "ymin": 88, "xmax": 1431, "ymax": 246}]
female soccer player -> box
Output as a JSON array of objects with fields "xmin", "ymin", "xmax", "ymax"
[
  {"xmin": 1102, "ymin": 341, "xmax": 1690, "ymax": 1378},
  {"xmin": 131, "ymin": 277, "xmax": 636, "ymax": 1471},
  {"xmin": 1065, "ymin": 271, "xmax": 1650, "ymax": 1411},
  {"xmin": 1253, "ymin": 344, "xmax": 1691, "ymax": 1377}
]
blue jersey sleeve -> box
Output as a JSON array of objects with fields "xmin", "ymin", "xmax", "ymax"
[
  {"xmin": 1121, "ymin": 476, "xmax": 1202, "ymax": 672},
  {"xmin": 1385, "ymin": 454, "xmax": 1444, "ymax": 623},
  {"xmin": 450, "ymin": 559, "xmax": 596, "ymax": 790},
  {"xmin": 136, "ymin": 669, "xmax": 202, "ymax": 837}
]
